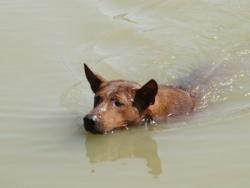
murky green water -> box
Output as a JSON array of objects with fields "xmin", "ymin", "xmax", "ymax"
[{"xmin": 1, "ymin": 0, "xmax": 250, "ymax": 187}]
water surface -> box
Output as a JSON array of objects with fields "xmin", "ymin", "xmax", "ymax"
[{"xmin": 1, "ymin": 0, "xmax": 250, "ymax": 187}]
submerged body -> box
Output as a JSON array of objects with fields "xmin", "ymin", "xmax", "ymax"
[
  {"xmin": 147, "ymin": 85, "xmax": 195, "ymax": 121},
  {"xmin": 83, "ymin": 64, "xmax": 195, "ymax": 134}
]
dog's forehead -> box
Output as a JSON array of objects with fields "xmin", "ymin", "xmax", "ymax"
[{"xmin": 98, "ymin": 80, "xmax": 141, "ymax": 99}]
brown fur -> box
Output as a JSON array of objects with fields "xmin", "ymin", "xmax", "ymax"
[{"xmin": 83, "ymin": 64, "xmax": 195, "ymax": 134}]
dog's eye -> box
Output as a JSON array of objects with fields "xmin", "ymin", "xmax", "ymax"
[
  {"xmin": 94, "ymin": 96, "xmax": 102, "ymax": 107},
  {"xmin": 114, "ymin": 100, "xmax": 124, "ymax": 107}
]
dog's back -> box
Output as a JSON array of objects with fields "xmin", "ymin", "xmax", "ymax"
[{"xmin": 148, "ymin": 85, "xmax": 195, "ymax": 121}]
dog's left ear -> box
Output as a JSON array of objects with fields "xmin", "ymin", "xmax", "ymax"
[
  {"xmin": 84, "ymin": 64, "xmax": 106, "ymax": 93},
  {"xmin": 134, "ymin": 79, "xmax": 158, "ymax": 111}
]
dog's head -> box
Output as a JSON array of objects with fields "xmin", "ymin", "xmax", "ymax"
[{"xmin": 83, "ymin": 64, "xmax": 158, "ymax": 134}]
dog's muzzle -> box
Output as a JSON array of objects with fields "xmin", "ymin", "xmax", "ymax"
[{"xmin": 83, "ymin": 115, "xmax": 102, "ymax": 134}]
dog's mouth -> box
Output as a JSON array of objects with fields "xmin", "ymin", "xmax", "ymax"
[
  {"xmin": 103, "ymin": 125, "xmax": 130, "ymax": 134},
  {"xmin": 85, "ymin": 126, "xmax": 129, "ymax": 135},
  {"xmin": 84, "ymin": 122, "xmax": 130, "ymax": 135}
]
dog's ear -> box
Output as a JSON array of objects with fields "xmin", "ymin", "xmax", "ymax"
[
  {"xmin": 134, "ymin": 79, "xmax": 158, "ymax": 111},
  {"xmin": 84, "ymin": 64, "xmax": 106, "ymax": 93}
]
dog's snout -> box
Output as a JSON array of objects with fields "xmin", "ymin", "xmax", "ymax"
[
  {"xmin": 83, "ymin": 115, "xmax": 101, "ymax": 134},
  {"xmin": 84, "ymin": 115, "xmax": 96, "ymax": 126}
]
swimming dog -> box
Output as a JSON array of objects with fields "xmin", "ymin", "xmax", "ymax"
[{"xmin": 83, "ymin": 64, "xmax": 195, "ymax": 134}]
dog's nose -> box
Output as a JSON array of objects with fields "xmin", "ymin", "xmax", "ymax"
[
  {"xmin": 83, "ymin": 115, "xmax": 100, "ymax": 134},
  {"xmin": 84, "ymin": 115, "xmax": 96, "ymax": 126}
]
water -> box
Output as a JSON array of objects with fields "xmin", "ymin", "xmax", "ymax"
[{"xmin": 1, "ymin": 0, "xmax": 250, "ymax": 187}]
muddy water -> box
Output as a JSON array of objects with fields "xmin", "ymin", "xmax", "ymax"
[{"xmin": 1, "ymin": 0, "xmax": 250, "ymax": 187}]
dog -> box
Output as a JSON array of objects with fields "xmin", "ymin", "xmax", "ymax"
[{"xmin": 83, "ymin": 64, "xmax": 195, "ymax": 134}]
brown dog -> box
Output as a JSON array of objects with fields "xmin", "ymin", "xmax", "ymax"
[{"xmin": 83, "ymin": 64, "xmax": 195, "ymax": 134}]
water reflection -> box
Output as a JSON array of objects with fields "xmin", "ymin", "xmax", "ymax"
[{"xmin": 84, "ymin": 130, "xmax": 162, "ymax": 177}]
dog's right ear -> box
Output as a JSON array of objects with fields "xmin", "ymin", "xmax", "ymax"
[{"xmin": 84, "ymin": 64, "xmax": 106, "ymax": 93}]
